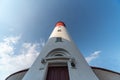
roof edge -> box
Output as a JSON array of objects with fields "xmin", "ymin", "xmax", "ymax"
[
  {"xmin": 91, "ymin": 66, "xmax": 120, "ymax": 75},
  {"xmin": 5, "ymin": 67, "xmax": 120, "ymax": 80},
  {"xmin": 5, "ymin": 69, "xmax": 29, "ymax": 80}
]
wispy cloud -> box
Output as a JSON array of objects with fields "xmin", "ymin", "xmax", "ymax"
[
  {"xmin": 0, "ymin": 36, "xmax": 45, "ymax": 80},
  {"xmin": 0, "ymin": 35, "xmax": 100, "ymax": 80},
  {"xmin": 85, "ymin": 51, "xmax": 101, "ymax": 63},
  {"xmin": 0, "ymin": 35, "xmax": 21, "ymax": 58}
]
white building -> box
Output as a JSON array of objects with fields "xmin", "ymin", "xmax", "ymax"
[{"xmin": 6, "ymin": 21, "xmax": 120, "ymax": 80}]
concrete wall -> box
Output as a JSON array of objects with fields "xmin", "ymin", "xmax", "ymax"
[
  {"xmin": 22, "ymin": 26, "xmax": 99, "ymax": 80},
  {"xmin": 5, "ymin": 25, "xmax": 120, "ymax": 80},
  {"xmin": 6, "ymin": 70, "xmax": 27, "ymax": 80},
  {"xmin": 6, "ymin": 68, "xmax": 120, "ymax": 80},
  {"xmin": 92, "ymin": 67, "xmax": 120, "ymax": 80}
]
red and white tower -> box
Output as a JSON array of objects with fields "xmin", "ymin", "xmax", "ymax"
[{"xmin": 22, "ymin": 21, "xmax": 99, "ymax": 80}]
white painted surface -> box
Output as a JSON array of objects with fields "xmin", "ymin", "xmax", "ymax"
[
  {"xmin": 6, "ymin": 68, "xmax": 120, "ymax": 80},
  {"xmin": 22, "ymin": 22, "xmax": 99, "ymax": 80}
]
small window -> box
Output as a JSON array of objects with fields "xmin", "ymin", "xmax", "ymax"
[
  {"xmin": 56, "ymin": 37, "xmax": 62, "ymax": 42},
  {"xmin": 58, "ymin": 29, "xmax": 61, "ymax": 32}
]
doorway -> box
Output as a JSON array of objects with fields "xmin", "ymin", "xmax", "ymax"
[{"xmin": 46, "ymin": 66, "xmax": 69, "ymax": 80}]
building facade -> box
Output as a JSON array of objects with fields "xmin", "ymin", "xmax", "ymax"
[
  {"xmin": 6, "ymin": 21, "xmax": 120, "ymax": 80},
  {"xmin": 6, "ymin": 67, "xmax": 120, "ymax": 80}
]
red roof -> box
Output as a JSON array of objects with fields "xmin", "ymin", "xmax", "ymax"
[{"xmin": 55, "ymin": 21, "xmax": 66, "ymax": 27}]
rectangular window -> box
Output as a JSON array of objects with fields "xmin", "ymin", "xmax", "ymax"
[
  {"xmin": 58, "ymin": 29, "xmax": 61, "ymax": 32},
  {"xmin": 56, "ymin": 37, "xmax": 62, "ymax": 42}
]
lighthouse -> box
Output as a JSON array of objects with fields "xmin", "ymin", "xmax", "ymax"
[
  {"xmin": 22, "ymin": 21, "xmax": 99, "ymax": 80},
  {"xmin": 6, "ymin": 22, "xmax": 120, "ymax": 80}
]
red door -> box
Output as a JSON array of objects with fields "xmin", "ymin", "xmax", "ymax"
[{"xmin": 46, "ymin": 66, "xmax": 69, "ymax": 80}]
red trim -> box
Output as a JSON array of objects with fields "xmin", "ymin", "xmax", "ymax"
[{"xmin": 55, "ymin": 21, "xmax": 66, "ymax": 27}]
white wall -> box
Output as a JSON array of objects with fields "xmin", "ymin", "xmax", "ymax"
[{"xmin": 6, "ymin": 68, "xmax": 120, "ymax": 80}]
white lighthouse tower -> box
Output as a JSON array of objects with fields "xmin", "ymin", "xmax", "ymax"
[{"xmin": 22, "ymin": 21, "xmax": 99, "ymax": 80}]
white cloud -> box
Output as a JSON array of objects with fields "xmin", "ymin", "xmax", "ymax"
[
  {"xmin": 0, "ymin": 36, "xmax": 45, "ymax": 80},
  {"xmin": 3, "ymin": 36, "xmax": 21, "ymax": 44},
  {"xmin": 85, "ymin": 51, "xmax": 101, "ymax": 63},
  {"xmin": 0, "ymin": 36, "xmax": 21, "ymax": 80},
  {"xmin": 0, "ymin": 36, "xmax": 100, "ymax": 80},
  {"xmin": 0, "ymin": 36, "xmax": 21, "ymax": 60}
]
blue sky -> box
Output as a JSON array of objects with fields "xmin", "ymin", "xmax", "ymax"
[{"xmin": 0, "ymin": 0, "xmax": 120, "ymax": 80}]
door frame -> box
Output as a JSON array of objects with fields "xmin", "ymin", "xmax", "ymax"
[
  {"xmin": 42, "ymin": 60, "xmax": 70, "ymax": 80},
  {"xmin": 46, "ymin": 66, "xmax": 69, "ymax": 80}
]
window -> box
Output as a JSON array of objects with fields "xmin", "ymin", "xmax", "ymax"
[
  {"xmin": 56, "ymin": 37, "xmax": 62, "ymax": 42},
  {"xmin": 58, "ymin": 29, "xmax": 61, "ymax": 32},
  {"xmin": 58, "ymin": 27, "xmax": 61, "ymax": 32}
]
